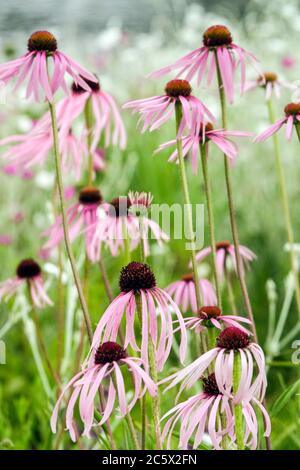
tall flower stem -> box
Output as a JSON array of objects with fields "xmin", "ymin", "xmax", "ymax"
[
  {"xmin": 267, "ymin": 100, "xmax": 300, "ymax": 320},
  {"xmin": 136, "ymin": 294, "xmax": 162, "ymax": 449},
  {"xmin": 138, "ymin": 215, "xmax": 147, "ymax": 450},
  {"xmin": 84, "ymin": 96, "xmax": 94, "ymax": 185},
  {"xmin": 233, "ymin": 353, "xmax": 245, "ymax": 450},
  {"xmin": 27, "ymin": 282, "xmax": 61, "ymax": 391},
  {"xmin": 99, "ymin": 257, "xmax": 114, "ymax": 303},
  {"xmin": 224, "ymin": 265, "xmax": 238, "ymax": 315},
  {"xmin": 48, "ymin": 98, "xmax": 93, "ymax": 344},
  {"xmin": 175, "ymin": 101, "xmax": 207, "ymax": 354},
  {"xmin": 214, "ymin": 52, "xmax": 271, "ymax": 449},
  {"xmin": 214, "ymin": 54, "xmax": 257, "ymax": 342},
  {"xmin": 111, "ymin": 374, "xmax": 140, "ymax": 449},
  {"xmin": 200, "ymin": 143, "xmax": 222, "ymax": 306},
  {"xmin": 175, "ymin": 102, "xmax": 202, "ymax": 309}
]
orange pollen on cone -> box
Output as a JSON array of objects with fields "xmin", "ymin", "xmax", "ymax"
[
  {"xmin": 27, "ymin": 31, "xmax": 57, "ymax": 52},
  {"xmin": 203, "ymin": 25, "xmax": 232, "ymax": 47},
  {"xmin": 284, "ymin": 102, "xmax": 300, "ymax": 116},
  {"xmin": 165, "ymin": 79, "xmax": 192, "ymax": 98}
]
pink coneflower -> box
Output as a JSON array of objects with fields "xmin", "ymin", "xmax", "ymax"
[
  {"xmin": 194, "ymin": 240, "xmax": 256, "ymax": 279},
  {"xmin": 51, "ymin": 341, "xmax": 157, "ymax": 441},
  {"xmin": 245, "ymin": 72, "xmax": 294, "ymax": 100},
  {"xmin": 123, "ymin": 79, "xmax": 214, "ymax": 135},
  {"xmin": 150, "ymin": 25, "xmax": 258, "ymax": 103},
  {"xmin": 0, "ymin": 128, "xmax": 87, "ymax": 181},
  {"xmin": 162, "ymin": 326, "xmax": 267, "ymax": 403},
  {"xmin": 161, "ymin": 372, "xmax": 270, "ymax": 450},
  {"xmin": 255, "ymin": 102, "xmax": 300, "ymax": 142},
  {"xmin": 281, "ymin": 55, "xmax": 296, "ymax": 70},
  {"xmin": 2, "ymin": 162, "xmax": 34, "ymax": 180},
  {"xmin": 91, "ymin": 262, "xmax": 187, "ymax": 371},
  {"xmin": 155, "ymin": 122, "xmax": 250, "ymax": 173},
  {"xmin": 0, "ymin": 234, "xmax": 13, "ymax": 246},
  {"xmin": 42, "ymin": 187, "xmax": 103, "ymax": 262},
  {"xmin": 182, "ymin": 306, "xmax": 252, "ymax": 335},
  {"xmin": 165, "ymin": 273, "xmax": 217, "ymax": 313},
  {"xmin": 0, "ymin": 30, "xmax": 97, "ymax": 102},
  {"xmin": 0, "ymin": 258, "xmax": 52, "ymax": 308},
  {"xmin": 10, "ymin": 211, "xmax": 25, "ymax": 224},
  {"xmin": 92, "ymin": 194, "xmax": 168, "ymax": 258},
  {"xmin": 70, "ymin": 78, "xmax": 127, "ymax": 150}
]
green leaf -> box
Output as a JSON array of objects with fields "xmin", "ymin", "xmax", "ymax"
[{"xmin": 270, "ymin": 378, "xmax": 300, "ymax": 417}]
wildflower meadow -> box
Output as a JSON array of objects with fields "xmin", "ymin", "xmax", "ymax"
[{"xmin": 0, "ymin": 0, "xmax": 300, "ymax": 454}]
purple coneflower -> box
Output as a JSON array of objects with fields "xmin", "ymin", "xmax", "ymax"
[
  {"xmin": 255, "ymin": 102, "xmax": 300, "ymax": 142},
  {"xmin": 42, "ymin": 187, "xmax": 103, "ymax": 263},
  {"xmin": 155, "ymin": 122, "xmax": 250, "ymax": 174},
  {"xmin": 150, "ymin": 25, "xmax": 258, "ymax": 103},
  {"xmin": 0, "ymin": 30, "xmax": 97, "ymax": 102},
  {"xmin": 245, "ymin": 72, "xmax": 294, "ymax": 100},
  {"xmin": 161, "ymin": 372, "xmax": 270, "ymax": 450},
  {"xmin": 162, "ymin": 326, "xmax": 267, "ymax": 403},
  {"xmin": 194, "ymin": 240, "xmax": 256, "ymax": 279},
  {"xmin": 51, "ymin": 341, "xmax": 157, "ymax": 441},
  {"xmin": 0, "ymin": 258, "xmax": 52, "ymax": 308},
  {"xmin": 70, "ymin": 78, "xmax": 126, "ymax": 150},
  {"xmin": 165, "ymin": 273, "xmax": 217, "ymax": 313},
  {"xmin": 183, "ymin": 306, "xmax": 252, "ymax": 335},
  {"xmin": 93, "ymin": 193, "xmax": 168, "ymax": 258},
  {"xmin": 91, "ymin": 262, "xmax": 187, "ymax": 371},
  {"xmin": 123, "ymin": 79, "xmax": 214, "ymax": 135},
  {"xmin": 0, "ymin": 129, "xmax": 87, "ymax": 181}
]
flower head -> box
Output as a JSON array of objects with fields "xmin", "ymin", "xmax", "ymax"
[
  {"xmin": 0, "ymin": 128, "xmax": 87, "ymax": 181},
  {"xmin": 255, "ymin": 102, "xmax": 300, "ymax": 142},
  {"xmin": 182, "ymin": 306, "xmax": 252, "ymax": 335},
  {"xmin": 42, "ymin": 186, "xmax": 104, "ymax": 262},
  {"xmin": 161, "ymin": 372, "xmax": 270, "ymax": 450},
  {"xmin": 245, "ymin": 71, "xmax": 294, "ymax": 100},
  {"xmin": 123, "ymin": 79, "xmax": 214, "ymax": 136},
  {"xmin": 155, "ymin": 122, "xmax": 251, "ymax": 173},
  {"xmin": 90, "ymin": 262, "xmax": 187, "ymax": 371},
  {"xmin": 93, "ymin": 192, "xmax": 169, "ymax": 257},
  {"xmin": 70, "ymin": 76, "xmax": 126, "ymax": 150},
  {"xmin": 193, "ymin": 241, "xmax": 256, "ymax": 279},
  {"xmin": 165, "ymin": 273, "xmax": 216, "ymax": 313},
  {"xmin": 0, "ymin": 258, "xmax": 52, "ymax": 308},
  {"xmin": 0, "ymin": 30, "xmax": 97, "ymax": 102},
  {"xmin": 150, "ymin": 25, "xmax": 258, "ymax": 103},
  {"xmin": 51, "ymin": 341, "xmax": 157, "ymax": 441},
  {"xmin": 162, "ymin": 326, "xmax": 267, "ymax": 403}
]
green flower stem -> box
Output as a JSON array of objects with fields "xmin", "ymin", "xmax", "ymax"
[
  {"xmin": 84, "ymin": 95, "xmax": 94, "ymax": 185},
  {"xmin": 175, "ymin": 101, "xmax": 207, "ymax": 354},
  {"xmin": 295, "ymin": 121, "xmax": 300, "ymax": 142},
  {"xmin": 206, "ymin": 327, "xmax": 217, "ymax": 351},
  {"xmin": 233, "ymin": 353, "xmax": 245, "ymax": 450},
  {"xmin": 112, "ymin": 374, "xmax": 140, "ymax": 450},
  {"xmin": 27, "ymin": 282, "xmax": 61, "ymax": 391},
  {"xmin": 200, "ymin": 142, "xmax": 222, "ymax": 307},
  {"xmin": 214, "ymin": 52, "xmax": 271, "ymax": 450},
  {"xmin": 99, "ymin": 257, "xmax": 114, "ymax": 303},
  {"xmin": 224, "ymin": 265, "xmax": 238, "ymax": 315},
  {"xmin": 175, "ymin": 101, "xmax": 202, "ymax": 310},
  {"xmin": 138, "ymin": 216, "xmax": 147, "ymax": 449},
  {"xmin": 214, "ymin": 52, "xmax": 258, "ymax": 342},
  {"xmin": 48, "ymin": 98, "xmax": 93, "ymax": 344},
  {"xmin": 136, "ymin": 293, "xmax": 162, "ymax": 449},
  {"xmin": 268, "ymin": 100, "xmax": 300, "ymax": 321}
]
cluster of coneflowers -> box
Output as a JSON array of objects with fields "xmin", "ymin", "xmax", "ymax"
[{"xmin": 2, "ymin": 22, "xmax": 299, "ymax": 450}]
